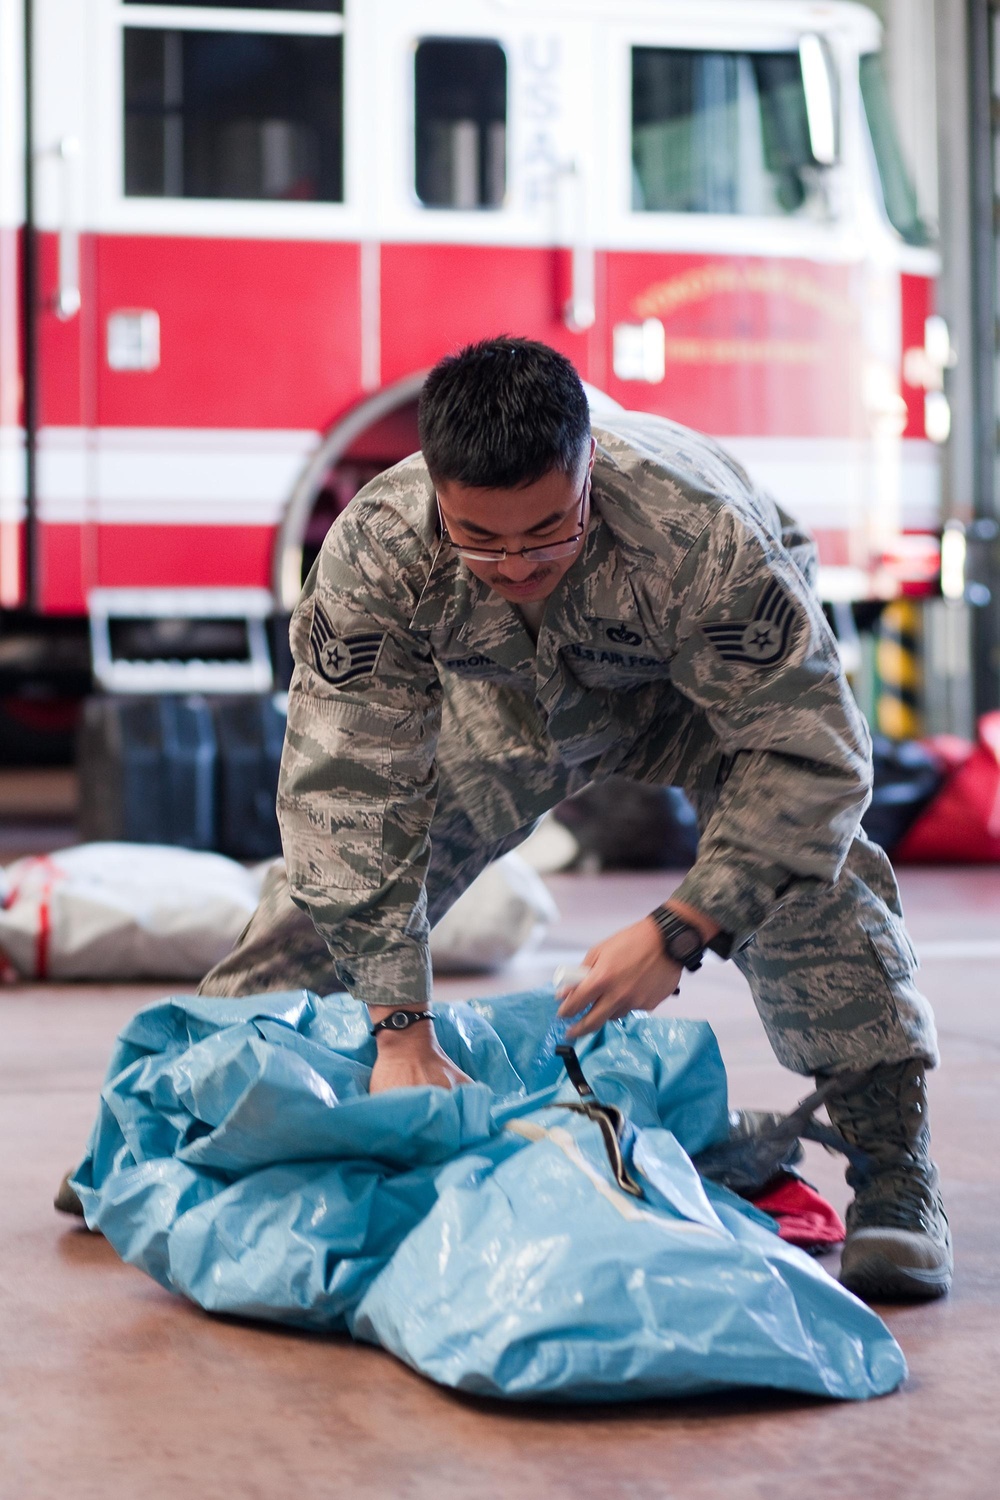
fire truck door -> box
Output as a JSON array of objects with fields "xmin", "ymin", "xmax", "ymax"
[
  {"xmin": 374, "ymin": 11, "xmax": 601, "ymax": 386},
  {"xmin": 595, "ymin": 9, "xmax": 883, "ymax": 597},
  {"xmin": 85, "ymin": 1, "xmax": 355, "ymax": 599}
]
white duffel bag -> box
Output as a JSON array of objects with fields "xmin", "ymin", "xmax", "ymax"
[
  {"xmin": 429, "ymin": 851, "xmax": 559, "ymax": 973},
  {"xmin": 0, "ymin": 843, "xmax": 262, "ymax": 981},
  {"xmin": 0, "ymin": 843, "xmax": 558, "ymax": 982}
]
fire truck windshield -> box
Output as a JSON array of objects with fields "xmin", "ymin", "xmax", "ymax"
[
  {"xmin": 631, "ymin": 47, "xmax": 833, "ymax": 218},
  {"xmin": 860, "ymin": 53, "xmax": 932, "ymax": 247}
]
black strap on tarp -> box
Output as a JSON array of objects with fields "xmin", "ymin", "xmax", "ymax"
[
  {"xmin": 555, "ymin": 1044, "xmax": 644, "ymax": 1198},
  {"xmin": 554, "ymin": 1046, "xmax": 871, "ymax": 1201}
]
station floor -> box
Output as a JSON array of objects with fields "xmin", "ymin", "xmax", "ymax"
[{"xmin": 2, "ymin": 780, "xmax": 1000, "ymax": 1497}]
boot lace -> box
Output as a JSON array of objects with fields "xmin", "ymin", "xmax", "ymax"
[
  {"xmin": 823, "ymin": 1060, "xmax": 929, "ymax": 1163},
  {"xmin": 849, "ymin": 1169, "xmax": 946, "ymax": 1236}
]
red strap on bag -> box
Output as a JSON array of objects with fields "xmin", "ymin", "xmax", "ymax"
[
  {"xmin": 1, "ymin": 855, "xmax": 60, "ymax": 979},
  {"xmin": 35, "ymin": 873, "xmax": 54, "ymax": 979}
]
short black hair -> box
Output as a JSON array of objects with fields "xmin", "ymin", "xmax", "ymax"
[{"xmin": 418, "ymin": 337, "xmax": 591, "ymax": 489}]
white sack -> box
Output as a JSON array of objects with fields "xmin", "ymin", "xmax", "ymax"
[
  {"xmin": 0, "ymin": 844, "xmax": 558, "ymax": 984},
  {"xmin": 429, "ymin": 852, "xmax": 559, "ymax": 973},
  {"xmin": 0, "ymin": 843, "xmax": 262, "ymax": 981},
  {"xmin": 514, "ymin": 813, "xmax": 581, "ymax": 873}
]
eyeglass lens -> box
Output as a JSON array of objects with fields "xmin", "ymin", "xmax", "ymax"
[
  {"xmin": 456, "ymin": 536, "xmax": 582, "ymax": 563},
  {"xmin": 440, "ymin": 481, "xmax": 588, "ymax": 563}
]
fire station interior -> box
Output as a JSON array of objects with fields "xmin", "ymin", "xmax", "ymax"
[
  {"xmin": 3, "ymin": 1, "xmax": 1000, "ymax": 1496},
  {"xmin": 299, "ymin": 399, "xmax": 421, "ymax": 584}
]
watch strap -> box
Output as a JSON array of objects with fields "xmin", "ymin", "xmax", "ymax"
[{"xmin": 369, "ymin": 1009, "xmax": 434, "ymax": 1036}]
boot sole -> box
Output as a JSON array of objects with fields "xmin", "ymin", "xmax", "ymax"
[
  {"xmin": 53, "ymin": 1171, "xmax": 86, "ymax": 1218},
  {"xmin": 840, "ymin": 1251, "xmax": 951, "ymax": 1304}
]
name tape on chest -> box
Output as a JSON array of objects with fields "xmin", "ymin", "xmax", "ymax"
[
  {"xmin": 310, "ymin": 602, "xmax": 386, "ymax": 686},
  {"xmin": 701, "ymin": 578, "xmax": 799, "ymax": 667},
  {"xmin": 440, "ymin": 653, "xmax": 506, "ymax": 678}
]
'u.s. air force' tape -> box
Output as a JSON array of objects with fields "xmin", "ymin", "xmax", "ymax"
[
  {"xmin": 310, "ymin": 602, "xmax": 386, "ymax": 686},
  {"xmin": 700, "ymin": 578, "xmax": 799, "ymax": 667}
]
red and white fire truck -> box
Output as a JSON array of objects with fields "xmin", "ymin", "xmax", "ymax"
[{"xmin": 0, "ymin": 0, "xmax": 950, "ymax": 697}]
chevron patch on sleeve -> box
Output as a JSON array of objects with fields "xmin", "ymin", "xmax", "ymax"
[
  {"xmin": 700, "ymin": 578, "xmax": 799, "ymax": 666},
  {"xmin": 310, "ymin": 602, "xmax": 386, "ymax": 685}
]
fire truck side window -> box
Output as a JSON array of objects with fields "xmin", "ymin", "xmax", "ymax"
[
  {"xmin": 123, "ymin": 27, "xmax": 343, "ymax": 200},
  {"xmin": 632, "ymin": 48, "xmax": 825, "ymax": 216},
  {"xmin": 414, "ymin": 39, "xmax": 507, "ymax": 210}
]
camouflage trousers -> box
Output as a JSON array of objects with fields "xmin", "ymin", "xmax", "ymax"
[{"xmin": 199, "ymin": 755, "xmax": 938, "ymax": 1080}]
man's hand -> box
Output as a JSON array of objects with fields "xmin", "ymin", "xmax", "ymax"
[
  {"xmin": 557, "ymin": 916, "xmax": 683, "ymax": 1039},
  {"xmin": 368, "ymin": 1017, "xmax": 472, "ymax": 1095}
]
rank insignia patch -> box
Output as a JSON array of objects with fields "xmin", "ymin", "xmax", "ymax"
[
  {"xmin": 701, "ymin": 579, "xmax": 799, "ymax": 667},
  {"xmin": 310, "ymin": 603, "xmax": 386, "ymax": 685}
]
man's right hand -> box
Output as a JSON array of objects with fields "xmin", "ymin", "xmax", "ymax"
[{"xmin": 368, "ymin": 1016, "xmax": 472, "ymax": 1095}]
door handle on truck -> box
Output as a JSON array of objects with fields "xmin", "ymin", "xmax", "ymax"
[
  {"xmin": 53, "ymin": 135, "xmax": 81, "ymax": 320},
  {"xmin": 559, "ymin": 161, "xmax": 596, "ymax": 333}
]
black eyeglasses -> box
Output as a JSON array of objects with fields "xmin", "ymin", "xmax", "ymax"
[{"xmin": 436, "ymin": 476, "xmax": 589, "ymax": 564}]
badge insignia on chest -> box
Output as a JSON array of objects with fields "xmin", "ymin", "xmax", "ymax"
[
  {"xmin": 309, "ymin": 602, "xmax": 386, "ymax": 685},
  {"xmin": 701, "ymin": 578, "xmax": 799, "ymax": 667},
  {"xmin": 606, "ymin": 623, "xmax": 643, "ymax": 646}
]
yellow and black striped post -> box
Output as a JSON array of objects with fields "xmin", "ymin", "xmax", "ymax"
[{"xmin": 875, "ymin": 600, "xmax": 922, "ymax": 740}]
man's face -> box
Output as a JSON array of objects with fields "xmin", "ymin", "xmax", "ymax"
[{"xmin": 435, "ymin": 439, "xmax": 596, "ymax": 606}]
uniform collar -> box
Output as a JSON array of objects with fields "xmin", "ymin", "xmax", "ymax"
[
  {"xmin": 580, "ymin": 503, "xmax": 639, "ymax": 623},
  {"xmin": 408, "ymin": 538, "xmax": 472, "ymax": 635},
  {"xmin": 408, "ymin": 539, "xmax": 537, "ymax": 671}
]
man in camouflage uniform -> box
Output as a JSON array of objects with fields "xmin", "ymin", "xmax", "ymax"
[{"xmin": 201, "ymin": 337, "xmax": 950, "ymax": 1303}]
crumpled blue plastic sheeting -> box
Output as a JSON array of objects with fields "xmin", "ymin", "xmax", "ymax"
[{"xmin": 72, "ymin": 988, "xmax": 906, "ymax": 1402}]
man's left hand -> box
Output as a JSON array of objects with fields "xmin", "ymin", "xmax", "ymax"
[{"xmin": 556, "ymin": 916, "xmax": 683, "ymax": 1039}]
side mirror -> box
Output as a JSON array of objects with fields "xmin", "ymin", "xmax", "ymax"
[{"xmin": 799, "ymin": 34, "xmax": 838, "ymax": 166}]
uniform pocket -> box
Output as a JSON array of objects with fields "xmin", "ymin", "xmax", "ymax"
[
  {"xmin": 866, "ymin": 916, "xmax": 918, "ymax": 983},
  {"xmin": 280, "ymin": 688, "xmax": 407, "ymax": 893}
]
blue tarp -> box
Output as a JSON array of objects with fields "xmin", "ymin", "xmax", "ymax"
[{"xmin": 72, "ymin": 988, "xmax": 906, "ymax": 1402}]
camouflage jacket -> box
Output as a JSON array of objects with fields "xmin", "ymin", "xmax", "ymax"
[{"xmin": 279, "ymin": 413, "xmax": 872, "ymax": 1009}]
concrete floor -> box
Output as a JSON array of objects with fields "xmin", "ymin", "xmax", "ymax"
[{"xmin": 2, "ymin": 788, "xmax": 1000, "ymax": 1496}]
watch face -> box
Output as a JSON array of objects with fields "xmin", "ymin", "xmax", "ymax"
[{"xmin": 667, "ymin": 924, "xmax": 703, "ymax": 962}]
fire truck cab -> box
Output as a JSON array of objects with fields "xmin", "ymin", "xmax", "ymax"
[{"xmin": 0, "ymin": 0, "xmax": 949, "ymax": 695}]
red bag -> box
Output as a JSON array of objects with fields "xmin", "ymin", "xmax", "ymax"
[
  {"xmin": 751, "ymin": 1175, "xmax": 846, "ymax": 1252},
  {"xmin": 894, "ymin": 711, "xmax": 1000, "ymax": 863}
]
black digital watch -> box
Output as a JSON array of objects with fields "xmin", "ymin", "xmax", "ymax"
[{"xmin": 650, "ymin": 906, "xmax": 706, "ymax": 972}]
